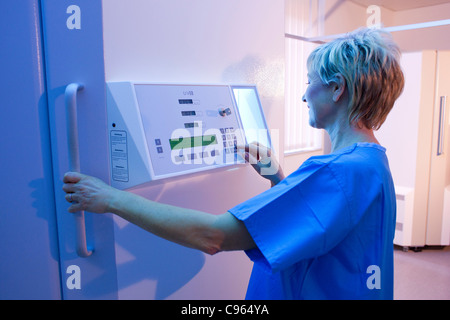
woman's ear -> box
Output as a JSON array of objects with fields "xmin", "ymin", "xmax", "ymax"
[{"xmin": 331, "ymin": 73, "xmax": 346, "ymax": 102}]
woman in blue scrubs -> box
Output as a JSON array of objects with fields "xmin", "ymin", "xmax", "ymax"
[{"xmin": 63, "ymin": 28, "xmax": 405, "ymax": 299}]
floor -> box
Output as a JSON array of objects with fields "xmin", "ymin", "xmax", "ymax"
[{"xmin": 393, "ymin": 245, "xmax": 450, "ymax": 300}]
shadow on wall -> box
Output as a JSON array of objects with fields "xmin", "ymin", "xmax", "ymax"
[
  {"xmin": 221, "ymin": 55, "xmax": 284, "ymax": 99},
  {"xmin": 113, "ymin": 220, "xmax": 206, "ymax": 300},
  {"xmin": 110, "ymin": 165, "xmax": 258, "ymax": 299},
  {"xmin": 222, "ymin": 54, "xmax": 285, "ymax": 153}
]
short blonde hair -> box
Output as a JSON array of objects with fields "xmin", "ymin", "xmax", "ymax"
[{"xmin": 307, "ymin": 28, "xmax": 405, "ymax": 130}]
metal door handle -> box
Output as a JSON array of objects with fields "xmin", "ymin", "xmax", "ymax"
[
  {"xmin": 65, "ymin": 83, "xmax": 93, "ymax": 257},
  {"xmin": 437, "ymin": 96, "xmax": 447, "ymax": 156}
]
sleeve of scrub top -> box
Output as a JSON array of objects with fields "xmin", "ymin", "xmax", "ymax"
[{"xmin": 228, "ymin": 161, "xmax": 355, "ymax": 273}]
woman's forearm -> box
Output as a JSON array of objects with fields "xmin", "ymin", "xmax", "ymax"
[
  {"xmin": 107, "ymin": 189, "xmax": 222, "ymax": 254},
  {"xmin": 63, "ymin": 172, "xmax": 255, "ymax": 254},
  {"xmin": 107, "ymin": 189, "xmax": 255, "ymax": 255}
]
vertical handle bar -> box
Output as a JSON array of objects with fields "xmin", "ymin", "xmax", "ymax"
[
  {"xmin": 437, "ymin": 96, "xmax": 447, "ymax": 156},
  {"xmin": 65, "ymin": 83, "xmax": 93, "ymax": 257}
]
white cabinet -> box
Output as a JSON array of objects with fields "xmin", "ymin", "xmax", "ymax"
[{"xmin": 378, "ymin": 51, "xmax": 450, "ymax": 248}]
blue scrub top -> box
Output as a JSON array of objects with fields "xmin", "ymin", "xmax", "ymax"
[{"xmin": 229, "ymin": 143, "xmax": 396, "ymax": 300}]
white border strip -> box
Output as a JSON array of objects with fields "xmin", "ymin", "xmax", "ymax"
[{"xmin": 285, "ymin": 19, "xmax": 450, "ymax": 43}]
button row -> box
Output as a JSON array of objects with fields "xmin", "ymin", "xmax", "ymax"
[
  {"xmin": 221, "ymin": 128, "xmax": 238, "ymax": 155},
  {"xmin": 220, "ymin": 127, "xmax": 235, "ymax": 134},
  {"xmin": 173, "ymin": 150, "xmax": 220, "ymax": 163},
  {"xmin": 154, "ymin": 139, "xmax": 164, "ymax": 154}
]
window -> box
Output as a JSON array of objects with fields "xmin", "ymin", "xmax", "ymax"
[{"xmin": 284, "ymin": 0, "xmax": 324, "ymax": 154}]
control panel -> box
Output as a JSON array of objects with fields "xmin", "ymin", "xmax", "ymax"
[{"xmin": 106, "ymin": 82, "xmax": 271, "ymax": 189}]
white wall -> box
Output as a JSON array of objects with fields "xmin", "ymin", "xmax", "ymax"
[
  {"xmin": 320, "ymin": 1, "xmax": 450, "ymax": 52},
  {"xmin": 323, "ymin": 0, "xmax": 369, "ymax": 35},
  {"xmin": 376, "ymin": 52, "xmax": 424, "ymax": 189},
  {"xmin": 392, "ymin": 3, "xmax": 450, "ymax": 52},
  {"xmin": 102, "ymin": 0, "xmax": 285, "ymax": 300}
]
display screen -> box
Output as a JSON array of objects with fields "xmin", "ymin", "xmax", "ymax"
[
  {"xmin": 232, "ymin": 87, "xmax": 271, "ymax": 148},
  {"xmin": 169, "ymin": 134, "xmax": 217, "ymax": 150}
]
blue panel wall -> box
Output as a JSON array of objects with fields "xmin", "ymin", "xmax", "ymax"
[{"xmin": 0, "ymin": 0, "xmax": 61, "ymax": 299}]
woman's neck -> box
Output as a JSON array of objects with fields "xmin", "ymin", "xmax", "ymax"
[{"xmin": 327, "ymin": 121, "xmax": 379, "ymax": 153}]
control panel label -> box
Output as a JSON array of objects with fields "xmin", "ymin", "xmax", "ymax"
[{"xmin": 110, "ymin": 130, "xmax": 129, "ymax": 182}]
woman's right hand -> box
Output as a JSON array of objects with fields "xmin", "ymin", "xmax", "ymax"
[{"xmin": 238, "ymin": 142, "xmax": 285, "ymax": 187}]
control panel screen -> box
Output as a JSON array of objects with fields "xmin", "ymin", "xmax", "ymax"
[{"xmin": 169, "ymin": 134, "xmax": 218, "ymax": 150}]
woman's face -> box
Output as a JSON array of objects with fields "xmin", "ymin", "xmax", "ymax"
[{"xmin": 302, "ymin": 71, "xmax": 336, "ymax": 130}]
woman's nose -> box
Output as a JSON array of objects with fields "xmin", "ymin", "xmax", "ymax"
[{"xmin": 302, "ymin": 94, "xmax": 306, "ymax": 102}]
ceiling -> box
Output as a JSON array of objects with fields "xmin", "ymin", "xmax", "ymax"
[{"xmin": 350, "ymin": 0, "xmax": 450, "ymax": 11}]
